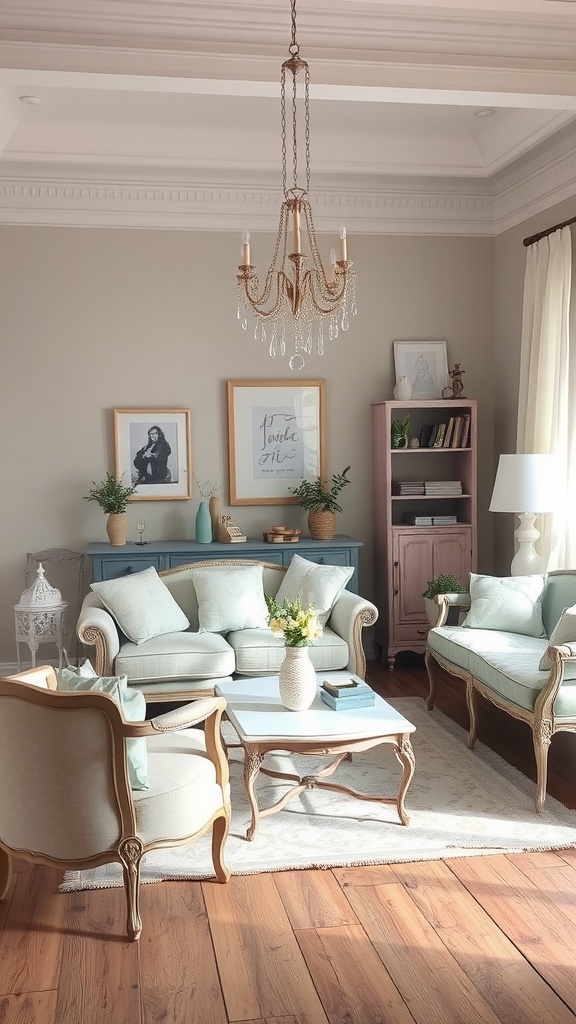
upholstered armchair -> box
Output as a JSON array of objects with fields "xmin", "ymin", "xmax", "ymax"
[{"xmin": 0, "ymin": 666, "xmax": 231, "ymax": 941}]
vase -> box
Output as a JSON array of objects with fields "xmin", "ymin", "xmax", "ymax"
[
  {"xmin": 394, "ymin": 375, "xmax": 413, "ymax": 400},
  {"xmin": 307, "ymin": 509, "xmax": 336, "ymax": 541},
  {"xmin": 195, "ymin": 501, "xmax": 212, "ymax": 543},
  {"xmin": 278, "ymin": 646, "xmax": 318, "ymax": 711},
  {"xmin": 106, "ymin": 512, "xmax": 127, "ymax": 546},
  {"xmin": 209, "ymin": 494, "xmax": 223, "ymax": 543}
]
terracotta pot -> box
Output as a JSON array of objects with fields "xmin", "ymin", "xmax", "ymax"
[
  {"xmin": 106, "ymin": 512, "xmax": 127, "ymax": 547},
  {"xmin": 307, "ymin": 510, "xmax": 336, "ymax": 541},
  {"xmin": 278, "ymin": 646, "xmax": 317, "ymax": 711}
]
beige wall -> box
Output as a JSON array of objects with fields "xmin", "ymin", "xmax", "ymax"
[{"xmin": 2, "ymin": 226, "xmax": 495, "ymax": 667}]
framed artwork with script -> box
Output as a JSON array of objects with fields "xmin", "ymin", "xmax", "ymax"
[{"xmin": 227, "ymin": 380, "xmax": 326, "ymax": 505}]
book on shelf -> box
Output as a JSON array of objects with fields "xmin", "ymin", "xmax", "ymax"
[
  {"xmin": 392, "ymin": 481, "xmax": 425, "ymax": 495},
  {"xmin": 419, "ymin": 424, "xmax": 434, "ymax": 447},
  {"xmin": 450, "ymin": 416, "xmax": 463, "ymax": 447},
  {"xmin": 320, "ymin": 689, "xmax": 376, "ymax": 711},
  {"xmin": 321, "ymin": 679, "xmax": 372, "ymax": 698},
  {"xmin": 424, "ymin": 481, "xmax": 462, "ymax": 495},
  {"xmin": 427, "ymin": 423, "xmax": 439, "ymax": 447},
  {"xmin": 443, "ymin": 417, "xmax": 455, "ymax": 447},
  {"xmin": 459, "ymin": 413, "xmax": 471, "ymax": 448},
  {"xmin": 432, "ymin": 423, "xmax": 446, "ymax": 447}
]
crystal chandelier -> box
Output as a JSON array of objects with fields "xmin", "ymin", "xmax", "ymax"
[{"xmin": 236, "ymin": 0, "xmax": 357, "ymax": 372}]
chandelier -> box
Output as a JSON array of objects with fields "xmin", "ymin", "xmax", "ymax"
[{"xmin": 236, "ymin": 0, "xmax": 357, "ymax": 372}]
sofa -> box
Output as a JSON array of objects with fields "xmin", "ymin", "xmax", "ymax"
[
  {"xmin": 77, "ymin": 556, "xmax": 378, "ymax": 703},
  {"xmin": 425, "ymin": 569, "xmax": 576, "ymax": 812}
]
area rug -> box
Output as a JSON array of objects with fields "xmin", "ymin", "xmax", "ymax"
[{"xmin": 60, "ymin": 697, "xmax": 576, "ymax": 892}]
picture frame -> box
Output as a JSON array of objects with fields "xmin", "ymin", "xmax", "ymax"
[
  {"xmin": 393, "ymin": 339, "xmax": 449, "ymax": 400},
  {"xmin": 114, "ymin": 408, "xmax": 192, "ymax": 501},
  {"xmin": 227, "ymin": 380, "xmax": 326, "ymax": 505}
]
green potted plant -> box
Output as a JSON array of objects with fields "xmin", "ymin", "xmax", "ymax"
[
  {"xmin": 84, "ymin": 472, "xmax": 137, "ymax": 547},
  {"xmin": 391, "ymin": 417, "xmax": 409, "ymax": 449},
  {"xmin": 421, "ymin": 573, "xmax": 464, "ymax": 625},
  {"xmin": 290, "ymin": 466, "xmax": 351, "ymax": 540}
]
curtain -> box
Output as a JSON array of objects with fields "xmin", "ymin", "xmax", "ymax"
[{"xmin": 516, "ymin": 226, "xmax": 573, "ymax": 569}]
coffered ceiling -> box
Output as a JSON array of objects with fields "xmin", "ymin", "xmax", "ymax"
[{"xmin": 1, "ymin": 0, "xmax": 576, "ymax": 233}]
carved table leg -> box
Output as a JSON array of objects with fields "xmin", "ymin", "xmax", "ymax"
[
  {"xmin": 244, "ymin": 747, "xmax": 264, "ymax": 841},
  {"xmin": 394, "ymin": 734, "xmax": 416, "ymax": 825}
]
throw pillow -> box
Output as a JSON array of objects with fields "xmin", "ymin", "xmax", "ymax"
[
  {"xmin": 91, "ymin": 566, "xmax": 189, "ymax": 644},
  {"xmin": 58, "ymin": 660, "xmax": 149, "ymax": 790},
  {"xmin": 275, "ymin": 553, "xmax": 353, "ymax": 626},
  {"xmin": 539, "ymin": 603, "xmax": 576, "ymax": 670},
  {"xmin": 190, "ymin": 564, "xmax": 269, "ymax": 633},
  {"xmin": 462, "ymin": 572, "xmax": 546, "ymax": 638}
]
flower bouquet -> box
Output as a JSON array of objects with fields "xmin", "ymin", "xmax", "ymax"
[{"xmin": 265, "ymin": 594, "xmax": 323, "ymax": 646}]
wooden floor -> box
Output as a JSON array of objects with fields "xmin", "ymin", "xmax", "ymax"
[{"xmin": 3, "ymin": 656, "xmax": 576, "ymax": 1024}]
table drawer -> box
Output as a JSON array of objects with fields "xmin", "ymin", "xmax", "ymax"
[{"xmin": 99, "ymin": 556, "xmax": 161, "ymax": 580}]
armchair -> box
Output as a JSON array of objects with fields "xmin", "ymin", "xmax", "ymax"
[{"xmin": 0, "ymin": 666, "xmax": 231, "ymax": 941}]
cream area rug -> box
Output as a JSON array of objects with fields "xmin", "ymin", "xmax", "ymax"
[{"xmin": 61, "ymin": 697, "xmax": 576, "ymax": 892}]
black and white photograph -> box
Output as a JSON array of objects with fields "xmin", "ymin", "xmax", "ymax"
[{"xmin": 114, "ymin": 408, "xmax": 192, "ymax": 500}]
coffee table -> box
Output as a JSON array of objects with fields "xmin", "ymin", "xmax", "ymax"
[{"xmin": 215, "ymin": 674, "xmax": 416, "ymax": 840}]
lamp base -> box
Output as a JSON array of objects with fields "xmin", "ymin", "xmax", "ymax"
[{"xmin": 510, "ymin": 512, "xmax": 544, "ymax": 576}]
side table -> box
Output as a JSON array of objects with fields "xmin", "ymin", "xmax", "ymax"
[{"xmin": 14, "ymin": 602, "xmax": 68, "ymax": 670}]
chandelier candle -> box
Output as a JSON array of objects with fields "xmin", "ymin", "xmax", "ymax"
[{"xmin": 236, "ymin": 0, "xmax": 357, "ymax": 372}]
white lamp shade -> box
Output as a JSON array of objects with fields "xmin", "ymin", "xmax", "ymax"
[{"xmin": 489, "ymin": 454, "xmax": 560, "ymax": 513}]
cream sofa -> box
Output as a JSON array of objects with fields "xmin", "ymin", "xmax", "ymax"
[
  {"xmin": 425, "ymin": 569, "xmax": 576, "ymax": 812},
  {"xmin": 77, "ymin": 558, "xmax": 378, "ymax": 702}
]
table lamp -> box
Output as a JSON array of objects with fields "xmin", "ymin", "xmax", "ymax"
[{"xmin": 489, "ymin": 453, "xmax": 560, "ymax": 575}]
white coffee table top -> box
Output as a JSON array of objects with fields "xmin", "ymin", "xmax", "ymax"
[{"xmin": 215, "ymin": 674, "xmax": 416, "ymax": 743}]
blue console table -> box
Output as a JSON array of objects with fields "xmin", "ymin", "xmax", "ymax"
[{"xmin": 86, "ymin": 536, "xmax": 363, "ymax": 592}]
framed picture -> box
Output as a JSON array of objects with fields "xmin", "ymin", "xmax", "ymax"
[
  {"xmin": 114, "ymin": 408, "xmax": 192, "ymax": 500},
  {"xmin": 393, "ymin": 339, "xmax": 449, "ymax": 400},
  {"xmin": 227, "ymin": 380, "xmax": 326, "ymax": 505}
]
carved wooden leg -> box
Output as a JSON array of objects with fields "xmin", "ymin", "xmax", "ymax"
[
  {"xmin": 0, "ymin": 848, "xmax": 13, "ymax": 901},
  {"xmin": 119, "ymin": 836, "xmax": 144, "ymax": 941},
  {"xmin": 244, "ymin": 747, "xmax": 263, "ymax": 841},
  {"xmin": 533, "ymin": 718, "xmax": 552, "ymax": 813},
  {"xmin": 394, "ymin": 735, "xmax": 416, "ymax": 826},
  {"xmin": 425, "ymin": 650, "xmax": 438, "ymax": 710},
  {"xmin": 211, "ymin": 808, "xmax": 231, "ymax": 882},
  {"xmin": 466, "ymin": 681, "xmax": 478, "ymax": 749}
]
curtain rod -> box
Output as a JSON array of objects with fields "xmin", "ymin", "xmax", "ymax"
[{"xmin": 523, "ymin": 214, "xmax": 576, "ymax": 247}]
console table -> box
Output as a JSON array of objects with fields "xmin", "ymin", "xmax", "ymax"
[{"xmin": 86, "ymin": 536, "xmax": 363, "ymax": 592}]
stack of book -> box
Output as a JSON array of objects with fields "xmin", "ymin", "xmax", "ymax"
[
  {"xmin": 320, "ymin": 679, "xmax": 376, "ymax": 710},
  {"xmin": 392, "ymin": 481, "xmax": 425, "ymax": 495},
  {"xmin": 402, "ymin": 512, "xmax": 459, "ymax": 526},
  {"xmin": 424, "ymin": 480, "xmax": 462, "ymax": 495}
]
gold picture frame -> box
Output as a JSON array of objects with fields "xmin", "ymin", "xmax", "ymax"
[
  {"xmin": 114, "ymin": 408, "xmax": 192, "ymax": 500},
  {"xmin": 227, "ymin": 380, "xmax": 326, "ymax": 505}
]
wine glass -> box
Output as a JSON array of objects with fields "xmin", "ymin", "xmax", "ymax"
[{"xmin": 136, "ymin": 520, "xmax": 146, "ymax": 545}]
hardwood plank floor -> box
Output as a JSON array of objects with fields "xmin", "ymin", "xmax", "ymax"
[{"xmin": 2, "ymin": 656, "xmax": 576, "ymax": 1024}]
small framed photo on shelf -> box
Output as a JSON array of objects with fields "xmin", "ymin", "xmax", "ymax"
[
  {"xmin": 393, "ymin": 339, "xmax": 449, "ymax": 400},
  {"xmin": 114, "ymin": 408, "xmax": 192, "ymax": 501},
  {"xmin": 227, "ymin": 379, "xmax": 326, "ymax": 505}
]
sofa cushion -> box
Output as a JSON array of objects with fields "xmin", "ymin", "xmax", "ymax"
[
  {"xmin": 58, "ymin": 660, "xmax": 149, "ymax": 790},
  {"xmin": 229, "ymin": 625, "xmax": 349, "ymax": 675},
  {"xmin": 462, "ymin": 573, "xmax": 546, "ymax": 638},
  {"xmin": 275, "ymin": 554, "xmax": 353, "ymax": 626},
  {"xmin": 114, "ymin": 631, "xmax": 236, "ymax": 683},
  {"xmin": 91, "ymin": 567, "xmax": 189, "ymax": 644},
  {"xmin": 190, "ymin": 564, "xmax": 269, "ymax": 633},
  {"xmin": 539, "ymin": 604, "xmax": 576, "ymax": 670}
]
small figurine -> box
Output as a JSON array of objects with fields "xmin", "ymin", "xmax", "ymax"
[{"xmin": 442, "ymin": 363, "xmax": 466, "ymax": 399}]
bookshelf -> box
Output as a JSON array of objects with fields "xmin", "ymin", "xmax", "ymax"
[{"xmin": 372, "ymin": 399, "xmax": 477, "ymax": 668}]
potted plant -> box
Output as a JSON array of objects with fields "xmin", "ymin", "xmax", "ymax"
[
  {"xmin": 391, "ymin": 417, "xmax": 409, "ymax": 448},
  {"xmin": 421, "ymin": 573, "xmax": 464, "ymax": 625},
  {"xmin": 84, "ymin": 472, "xmax": 138, "ymax": 547},
  {"xmin": 290, "ymin": 466, "xmax": 351, "ymax": 540}
]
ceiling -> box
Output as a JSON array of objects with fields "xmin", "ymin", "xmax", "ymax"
[{"xmin": 2, "ymin": 0, "xmax": 576, "ymax": 234}]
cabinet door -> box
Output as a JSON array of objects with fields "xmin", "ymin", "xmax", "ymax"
[{"xmin": 394, "ymin": 530, "xmax": 470, "ymax": 627}]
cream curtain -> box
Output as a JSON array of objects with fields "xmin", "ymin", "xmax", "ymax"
[{"xmin": 517, "ymin": 226, "xmax": 573, "ymax": 570}]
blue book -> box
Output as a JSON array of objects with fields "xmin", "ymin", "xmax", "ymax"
[
  {"xmin": 321, "ymin": 679, "xmax": 373, "ymax": 698},
  {"xmin": 320, "ymin": 690, "xmax": 375, "ymax": 711}
]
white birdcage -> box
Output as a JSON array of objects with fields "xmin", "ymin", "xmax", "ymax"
[
  {"xmin": 18, "ymin": 563, "xmax": 62, "ymax": 607},
  {"xmin": 15, "ymin": 563, "xmax": 68, "ymax": 669}
]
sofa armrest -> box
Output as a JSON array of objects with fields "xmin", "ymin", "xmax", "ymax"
[
  {"xmin": 435, "ymin": 592, "xmax": 471, "ymax": 627},
  {"xmin": 76, "ymin": 593, "xmax": 120, "ymax": 676},
  {"xmin": 327, "ymin": 589, "xmax": 378, "ymax": 679}
]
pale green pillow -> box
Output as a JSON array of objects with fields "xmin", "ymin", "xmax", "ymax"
[
  {"xmin": 462, "ymin": 573, "xmax": 546, "ymax": 638},
  {"xmin": 58, "ymin": 660, "xmax": 149, "ymax": 790},
  {"xmin": 275, "ymin": 553, "xmax": 353, "ymax": 626},
  {"xmin": 539, "ymin": 604, "xmax": 576, "ymax": 670},
  {"xmin": 190, "ymin": 563, "xmax": 269, "ymax": 633},
  {"xmin": 91, "ymin": 566, "xmax": 189, "ymax": 644}
]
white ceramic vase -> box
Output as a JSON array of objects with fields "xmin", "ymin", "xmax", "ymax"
[
  {"xmin": 278, "ymin": 646, "xmax": 317, "ymax": 711},
  {"xmin": 394, "ymin": 375, "xmax": 413, "ymax": 400}
]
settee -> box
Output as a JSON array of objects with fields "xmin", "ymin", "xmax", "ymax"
[
  {"xmin": 425, "ymin": 569, "xmax": 576, "ymax": 812},
  {"xmin": 77, "ymin": 556, "xmax": 378, "ymax": 703}
]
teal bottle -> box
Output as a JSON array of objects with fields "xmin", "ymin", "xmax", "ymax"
[{"xmin": 195, "ymin": 501, "xmax": 212, "ymax": 543}]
